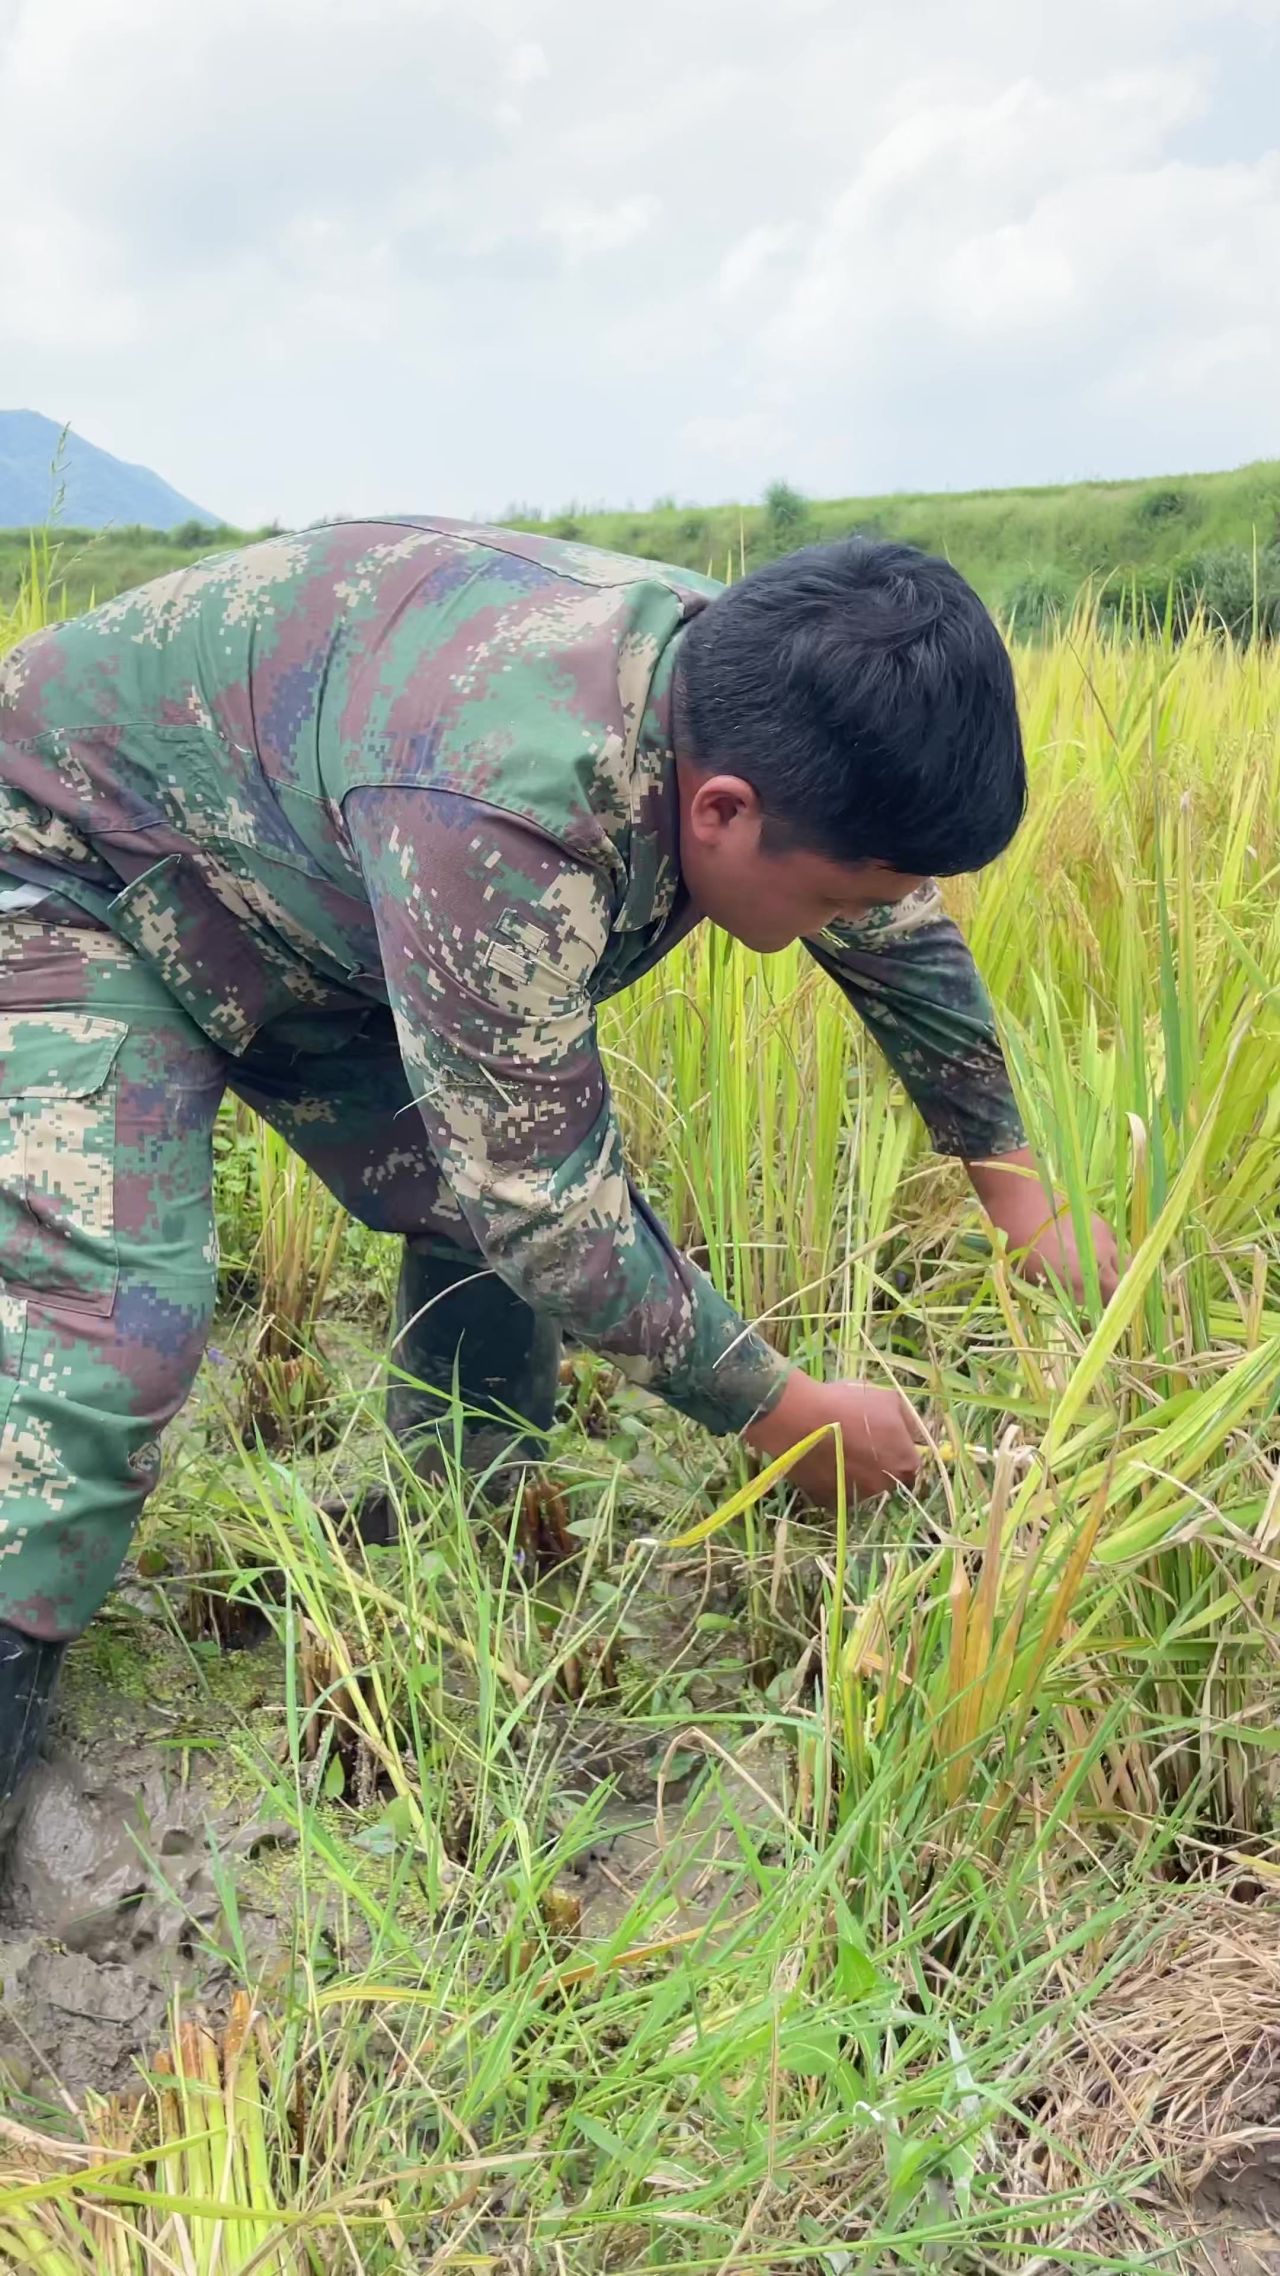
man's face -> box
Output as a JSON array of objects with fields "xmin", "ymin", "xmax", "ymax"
[{"xmin": 675, "ymin": 764, "xmax": 924, "ymax": 952}]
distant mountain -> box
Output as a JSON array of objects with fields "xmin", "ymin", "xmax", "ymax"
[{"xmin": 0, "ymin": 410, "xmax": 220, "ymax": 531}]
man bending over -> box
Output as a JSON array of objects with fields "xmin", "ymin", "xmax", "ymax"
[{"xmin": 0, "ymin": 518, "xmax": 1118, "ymax": 1821}]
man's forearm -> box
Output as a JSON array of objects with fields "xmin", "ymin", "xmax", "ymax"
[
  {"xmin": 965, "ymin": 1144, "xmax": 1043, "ymax": 1213},
  {"xmin": 803, "ymin": 891, "xmax": 1026, "ymax": 1160},
  {"xmin": 965, "ymin": 1144, "xmax": 1122, "ymax": 1302}
]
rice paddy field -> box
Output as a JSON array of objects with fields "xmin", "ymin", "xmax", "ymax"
[{"xmin": 2, "ymin": 551, "xmax": 1280, "ymax": 2272}]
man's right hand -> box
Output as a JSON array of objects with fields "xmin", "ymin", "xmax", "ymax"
[{"xmin": 743, "ymin": 1370, "xmax": 927, "ymax": 1508}]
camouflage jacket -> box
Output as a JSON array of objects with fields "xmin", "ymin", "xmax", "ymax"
[{"xmin": 0, "ymin": 519, "xmax": 1024, "ymax": 1434}]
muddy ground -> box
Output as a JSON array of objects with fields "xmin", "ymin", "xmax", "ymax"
[
  {"xmin": 1, "ymin": 1451, "xmax": 1277, "ymax": 2272},
  {"xmin": 0, "ymin": 1565, "xmax": 785, "ymax": 2111},
  {"xmin": 0, "ymin": 1617, "xmax": 291, "ymax": 2104}
]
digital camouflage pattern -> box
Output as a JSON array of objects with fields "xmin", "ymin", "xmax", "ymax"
[
  {"xmin": 0, "ymin": 916, "xmax": 553, "ymax": 1636},
  {"xmin": 0, "ymin": 519, "xmax": 1025, "ymax": 1634},
  {"xmin": 0, "ymin": 922, "xmax": 221, "ymax": 1636}
]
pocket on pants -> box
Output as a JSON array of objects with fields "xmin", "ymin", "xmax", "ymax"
[{"xmin": 0, "ymin": 1012, "xmax": 128, "ymax": 1313}]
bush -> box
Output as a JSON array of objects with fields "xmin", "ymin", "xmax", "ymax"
[
  {"xmin": 1172, "ymin": 543, "xmax": 1280, "ymax": 641},
  {"xmin": 1093, "ymin": 569, "xmax": 1167, "ymax": 638},
  {"xmin": 1137, "ymin": 485, "xmax": 1197, "ymax": 526},
  {"xmin": 761, "ymin": 479, "xmax": 814, "ymax": 558},
  {"xmin": 1090, "ymin": 544, "xmax": 1280, "ymax": 643},
  {"xmin": 1001, "ymin": 564, "xmax": 1076, "ymax": 637}
]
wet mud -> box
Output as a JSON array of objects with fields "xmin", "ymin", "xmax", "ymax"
[
  {"xmin": 0, "ymin": 1641, "xmax": 293, "ymax": 2106},
  {"xmin": 1193, "ymin": 2145, "xmax": 1280, "ymax": 2272},
  {"xmin": 0, "ymin": 1576, "xmax": 784, "ymax": 2112}
]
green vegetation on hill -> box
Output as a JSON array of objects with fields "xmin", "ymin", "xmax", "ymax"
[
  {"xmin": 532, "ymin": 458, "xmax": 1280, "ymax": 582},
  {"xmin": 0, "ymin": 520, "xmax": 267, "ymax": 621},
  {"xmin": 540, "ymin": 460, "xmax": 1280, "ymax": 637},
  {"xmin": 2, "ymin": 457, "xmax": 1278, "ymax": 634}
]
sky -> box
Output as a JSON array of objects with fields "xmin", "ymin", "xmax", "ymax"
[{"xmin": 2, "ymin": 0, "xmax": 1277, "ymax": 528}]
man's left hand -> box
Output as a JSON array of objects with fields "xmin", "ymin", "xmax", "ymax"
[{"xmin": 966, "ymin": 1146, "xmax": 1121, "ymax": 1307}]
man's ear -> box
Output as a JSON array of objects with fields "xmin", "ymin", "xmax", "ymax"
[{"xmin": 685, "ymin": 773, "xmax": 763, "ymax": 846}]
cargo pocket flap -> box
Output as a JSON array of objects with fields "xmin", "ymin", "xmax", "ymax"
[
  {"xmin": 0, "ymin": 1014, "xmax": 127, "ymax": 1100},
  {"xmin": 107, "ymin": 851, "xmax": 369, "ymax": 1056}
]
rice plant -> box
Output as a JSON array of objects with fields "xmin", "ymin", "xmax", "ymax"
[
  {"xmin": 235, "ymin": 1112, "xmax": 348, "ymax": 1447},
  {"xmin": 3, "ymin": 564, "xmax": 1279, "ymax": 2267}
]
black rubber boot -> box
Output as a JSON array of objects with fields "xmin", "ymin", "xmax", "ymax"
[
  {"xmin": 387, "ymin": 1238, "xmax": 562, "ymax": 1474},
  {"xmin": 0, "ymin": 1622, "xmax": 65, "ymax": 1840},
  {"xmin": 325, "ymin": 1241, "xmax": 563, "ymax": 1541}
]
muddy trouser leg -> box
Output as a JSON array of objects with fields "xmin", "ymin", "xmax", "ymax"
[
  {"xmin": 230, "ymin": 1010, "xmax": 562, "ymax": 1504},
  {"xmin": 0, "ymin": 919, "xmax": 226, "ymax": 1806},
  {"xmin": 0, "ymin": 1626, "xmax": 64, "ymax": 1825}
]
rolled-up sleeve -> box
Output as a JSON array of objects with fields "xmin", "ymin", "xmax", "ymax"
[
  {"xmin": 804, "ymin": 884, "xmax": 1025, "ymax": 1159},
  {"xmin": 345, "ymin": 785, "xmax": 791, "ymax": 1435}
]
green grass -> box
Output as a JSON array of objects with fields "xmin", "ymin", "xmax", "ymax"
[
  {"xmin": 3, "ymin": 455, "xmax": 1278, "ymax": 622},
  {"xmin": 534, "ymin": 459, "xmax": 1280, "ymax": 616},
  {"xmin": 5, "ymin": 1373, "xmax": 1271, "ymax": 2269},
  {"xmin": 0, "ymin": 520, "xmax": 269, "ymax": 621},
  {"xmin": 3, "ymin": 554, "xmax": 1279, "ymax": 2269}
]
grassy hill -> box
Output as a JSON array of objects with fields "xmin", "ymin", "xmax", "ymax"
[
  {"xmin": 2, "ymin": 457, "xmax": 1277, "ymax": 629},
  {"xmin": 567, "ymin": 459, "xmax": 1280, "ymax": 605}
]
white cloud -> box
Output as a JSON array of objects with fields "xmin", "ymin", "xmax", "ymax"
[
  {"xmin": 3, "ymin": 211, "xmax": 139, "ymax": 352},
  {"xmin": 506, "ymin": 39, "xmax": 550, "ymax": 85},
  {"xmin": 763, "ymin": 65, "xmax": 1213, "ymax": 366},
  {"xmin": 495, "ymin": 35, "xmax": 549, "ymax": 126},
  {"xmin": 679, "ymin": 410, "xmax": 792, "ymax": 461},
  {"xmin": 731, "ymin": 50, "xmax": 1279, "ymax": 496},
  {"xmin": 716, "ymin": 226, "xmax": 796, "ymax": 304},
  {"xmin": 0, "ymin": 0, "xmax": 1275, "ymax": 524},
  {"xmin": 539, "ymin": 195, "xmax": 662, "ymax": 262}
]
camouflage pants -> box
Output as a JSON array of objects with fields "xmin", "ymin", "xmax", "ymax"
[{"xmin": 0, "ymin": 918, "xmax": 480, "ymax": 1640}]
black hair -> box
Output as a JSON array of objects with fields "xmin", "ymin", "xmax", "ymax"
[{"xmin": 677, "ymin": 539, "xmax": 1026, "ymax": 876}]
